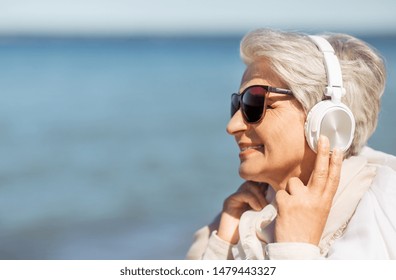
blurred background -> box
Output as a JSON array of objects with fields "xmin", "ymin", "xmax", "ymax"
[{"xmin": 0, "ymin": 0, "xmax": 395, "ymax": 259}]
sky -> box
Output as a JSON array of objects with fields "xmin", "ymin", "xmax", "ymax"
[{"xmin": 0, "ymin": 0, "xmax": 395, "ymax": 36}]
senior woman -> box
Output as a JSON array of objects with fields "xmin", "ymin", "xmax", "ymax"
[{"xmin": 186, "ymin": 28, "xmax": 396, "ymax": 259}]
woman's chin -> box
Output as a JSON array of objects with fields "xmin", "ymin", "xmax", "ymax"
[{"xmin": 238, "ymin": 163, "xmax": 264, "ymax": 181}]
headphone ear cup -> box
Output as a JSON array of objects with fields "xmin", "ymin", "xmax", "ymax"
[{"xmin": 305, "ymin": 100, "xmax": 355, "ymax": 153}]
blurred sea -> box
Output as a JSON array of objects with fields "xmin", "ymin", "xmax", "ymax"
[{"xmin": 0, "ymin": 34, "xmax": 395, "ymax": 259}]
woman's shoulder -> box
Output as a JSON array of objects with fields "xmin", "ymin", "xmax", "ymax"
[
  {"xmin": 359, "ymin": 146, "xmax": 396, "ymax": 200},
  {"xmin": 330, "ymin": 148, "xmax": 396, "ymax": 259},
  {"xmin": 360, "ymin": 146, "xmax": 396, "ymax": 171},
  {"xmin": 360, "ymin": 146, "xmax": 396, "ymax": 195}
]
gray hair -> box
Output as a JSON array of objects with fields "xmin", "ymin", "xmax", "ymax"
[{"xmin": 240, "ymin": 28, "xmax": 386, "ymax": 158}]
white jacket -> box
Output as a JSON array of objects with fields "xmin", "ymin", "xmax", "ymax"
[{"xmin": 186, "ymin": 147, "xmax": 396, "ymax": 260}]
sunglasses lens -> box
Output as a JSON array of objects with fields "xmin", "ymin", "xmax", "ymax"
[
  {"xmin": 231, "ymin": 93, "xmax": 240, "ymax": 117},
  {"xmin": 241, "ymin": 87, "xmax": 266, "ymax": 122}
]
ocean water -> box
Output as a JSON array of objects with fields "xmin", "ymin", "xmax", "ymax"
[{"xmin": 0, "ymin": 35, "xmax": 395, "ymax": 259}]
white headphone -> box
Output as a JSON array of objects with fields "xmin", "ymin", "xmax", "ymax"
[{"xmin": 304, "ymin": 35, "xmax": 355, "ymax": 153}]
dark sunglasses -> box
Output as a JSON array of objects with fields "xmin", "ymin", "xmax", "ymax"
[{"xmin": 231, "ymin": 85, "xmax": 293, "ymax": 123}]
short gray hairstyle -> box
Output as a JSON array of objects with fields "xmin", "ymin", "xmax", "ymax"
[{"xmin": 240, "ymin": 28, "xmax": 386, "ymax": 158}]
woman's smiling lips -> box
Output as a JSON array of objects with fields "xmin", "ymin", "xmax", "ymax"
[{"xmin": 238, "ymin": 143, "xmax": 264, "ymax": 158}]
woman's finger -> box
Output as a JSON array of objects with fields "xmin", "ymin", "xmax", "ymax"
[
  {"xmin": 237, "ymin": 190, "xmax": 266, "ymax": 211},
  {"xmin": 225, "ymin": 188, "xmax": 266, "ymax": 212},
  {"xmin": 308, "ymin": 135, "xmax": 330, "ymax": 193},
  {"xmin": 285, "ymin": 177, "xmax": 306, "ymax": 195},
  {"xmin": 244, "ymin": 181, "xmax": 268, "ymax": 208},
  {"xmin": 323, "ymin": 147, "xmax": 343, "ymax": 199}
]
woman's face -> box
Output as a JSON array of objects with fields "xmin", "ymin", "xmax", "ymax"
[{"xmin": 227, "ymin": 61, "xmax": 316, "ymax": 191}]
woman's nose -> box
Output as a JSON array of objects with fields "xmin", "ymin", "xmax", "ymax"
[{"xmin": 226, "ymin": 110, "xmax": 248, "ymax": 135}]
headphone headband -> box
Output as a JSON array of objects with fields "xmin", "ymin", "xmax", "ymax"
[
  {"xmin": 309, "ymin": 35, "xmax": 345, "ymax": 104},
  {"xmin": 305, "ymin": 35, "xmax": 355, "ymax": 153}
]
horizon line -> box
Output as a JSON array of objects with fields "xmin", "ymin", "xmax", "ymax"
[{"xmin": 1, "ymin": 29, "xmax": 396, "ymax": 40}]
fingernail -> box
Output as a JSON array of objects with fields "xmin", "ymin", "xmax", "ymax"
[{"xmin": 319, "ymin": 135, "xmax": 329, "ymax": 147}]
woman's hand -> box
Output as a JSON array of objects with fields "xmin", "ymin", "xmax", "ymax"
[
  {"xmin": 275, "ymin": 135, "xmax": 343, "ymax": 245},
  {"xmin": 217, "ymin": 181, "xmax": 268, "ymax": 244}
]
